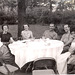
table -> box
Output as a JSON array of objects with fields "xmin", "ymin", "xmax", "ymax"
[
  {"xmin": 0, "ymin": 42, "xmax": 3, "ymax": 47},
  {"xmin": 8, "ymin": 39, "xmax": 71, "ymax": 74}
]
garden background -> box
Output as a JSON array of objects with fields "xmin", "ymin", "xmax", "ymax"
[{"xmin": 0, "ymin": 0, "xmax": 75, "ymax": 39}]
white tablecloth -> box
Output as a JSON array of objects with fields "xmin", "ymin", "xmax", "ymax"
[
  {"xmin": 0, "ymin": 42, "xmax": 3, "ymax": 47},
  {"xmin": 9, "ymin": 39, "xmax": 71, "ymax": 74}
]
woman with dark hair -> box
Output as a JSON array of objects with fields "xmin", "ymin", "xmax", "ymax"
[
  {"xmin": 0, "ymin": 24, "xmax": 19, "ymax": 68},
  {"xmin": 21, "ymin": 24, "xmax": 33, "ymax": 40},
  {"xmin": 0, "ymin": 24, "xmax": 14, "ymax": 44}
]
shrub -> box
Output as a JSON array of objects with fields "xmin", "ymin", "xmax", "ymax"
[
  {"xmin": 0, "ymin": 11, "xmax": 5, "ymax": 24},
  {"xmin": 62, "ymin": 10, "xmax": 75, "ymax": 25},
  {"xmin": 26, "ymin": 6, "xmax": 75, "ymax": 26},
  {"xmin": 26, "ymin": 6, "xmax": 50, "ymax": 24},
  {"xmin": 0, "ymin": 11, "xmax": 18, "ymax": 25}
]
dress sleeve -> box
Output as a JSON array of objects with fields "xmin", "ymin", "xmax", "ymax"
[
  {"xmin": 9, "ymin": 33, "xmax": 15, "ymax": 43},
  {"xmin": 9, "ymin": 33, "xmax": 12, "ymax": 37}
]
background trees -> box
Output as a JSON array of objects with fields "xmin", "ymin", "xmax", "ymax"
[
  {"xmin": 0, "ymin": 0, "xmax": 75, "ymax": 25},
  {"xmin": 0, "ymin": 0, "xmax": 18, "ymax": 24},
  {"xmin": 0, "ymin": 0, "xmax": 75, "ymax": 37}
]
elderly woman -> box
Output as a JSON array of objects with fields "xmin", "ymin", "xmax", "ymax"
[
  {"xmin": 21, "ymin": 24, "xmax": 33, "ymax": 40},
  {"xmin": 0, "ymin": 24, "xmax": 18, "ymax": 68},
  {"xmin": 61, "ymin": 24, "xmax": 74, "ymax": 53}
]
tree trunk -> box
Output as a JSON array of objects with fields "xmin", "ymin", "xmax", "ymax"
[
  {"xmin": 34, "ymin": 0, "xmax": 37, "ymax": 6},
  {"xmin": 49, "ymin": 0, "xmax": 52, "ymax": 12},
  {"xmin": 60, "ymin": 0, "xmax": 63, "ymax": 11},
  {"xmin": 18, "ymin": 0, "xmax": 27, "ymax": 37}
]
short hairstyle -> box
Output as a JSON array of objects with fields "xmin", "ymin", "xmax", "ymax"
[
  {"xmin": 2, "ymin": 24, "xmax": 9, "ymax": 30},
  {"xmin": 64, "ymin": 24, "xmax": 70, "ymax": 28},
  {"xmin": 23, "ymin": 24, "xmax": 29, "ymax": 27},
  {"xmin": 50, "ymin": 23, "xmax": 54, "ymax": 26},
  {"xmin": 23, "ymin": 24, "xmax": 29, "ymax": 29}
]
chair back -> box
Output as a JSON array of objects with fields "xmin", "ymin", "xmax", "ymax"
[{"xmin": 32, "ymin": 57, "xmax": 58, "ymax": 74}]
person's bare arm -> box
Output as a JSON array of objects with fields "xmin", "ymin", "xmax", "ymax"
[
  {"xmin": 30, "ymin": 31, "xmax": 33, "ymax": 38},
  {"xmin": 64, "ymin": 36, "xmax": 73, "ymax": 47},
  {"xmin": 10, "ymin": 37, "xmax": 15, "ymax": 43},
  {"xmin": 53, "ymin": 33, "xmax": 58, "ymax": 40}
]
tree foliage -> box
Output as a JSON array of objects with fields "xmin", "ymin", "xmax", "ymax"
[
  {"xmin": 26, "ymin": 6, "xmax": 75, "ymax": 26},
  {"xmin": 0, "ymin": 0, "xmax": 18, "ymax": 24}
]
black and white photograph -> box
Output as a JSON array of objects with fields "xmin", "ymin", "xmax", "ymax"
[{"xmin": 0, "ymin": 0, "xmax": 75, "ymax": 75}]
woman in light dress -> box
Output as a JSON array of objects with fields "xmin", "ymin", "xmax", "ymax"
[{"xmin": 21, "ymin": 24, "xmax": 33, "ymax": 40}]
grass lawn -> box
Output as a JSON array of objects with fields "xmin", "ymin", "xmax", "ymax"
[{"xmin": 29, "ymin": 24, "xmax": 49, "ymax": 39}]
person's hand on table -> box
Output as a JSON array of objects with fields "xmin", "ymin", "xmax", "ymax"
[{"xmin": 31, "ymin": 37, "xmax": 35, "ymax": 41}]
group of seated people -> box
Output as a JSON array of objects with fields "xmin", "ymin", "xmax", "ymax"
[
  {"xmin": 0, "ymin": 23, "xmax": 75, "ymax": 73},
  {"xmin": 21, "ymin": 23, "xmax": 75, "ymax": 53}
]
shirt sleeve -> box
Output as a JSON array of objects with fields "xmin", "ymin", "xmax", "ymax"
[
  {"xmin": 43, "ymin": 30, "xmax": 47, "ymax": 38},
  {"xmin": 9, "ymin": 33, "xmax": 12, "ymax": 37},
  {"xmin": 53, "ymin": 32, "xmax": 58, "ymax": 40}
]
